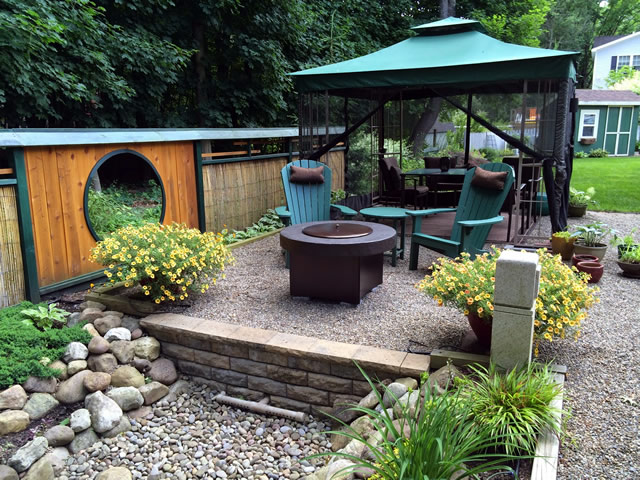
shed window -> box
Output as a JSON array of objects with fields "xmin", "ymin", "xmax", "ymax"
[{"xmin": 579, "ymin": 110, "xmax": 599, "ymax": 139}]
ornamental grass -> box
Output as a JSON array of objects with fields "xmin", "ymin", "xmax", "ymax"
[
  {"xmin": 417, "ymin": 248, "xmax": 599, "ymax": 353},
  {"xmin": 90, "ymin": 223, "xmax": 233, "ymax": 304}
]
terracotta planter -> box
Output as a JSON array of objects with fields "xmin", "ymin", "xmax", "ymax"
[
  {"xmin": 573, "ymin": 242, "xmax": 608, "ymax": 262},
  {"xmin": 551, "ymin": 235, "xmax": 575, "ymax": 261},
  {"xmin": 576, "ymin": 261, "xmax": 604, "ymax": 283},
  {"xmin": 572, "ymin": 254, "xmax": 599, "ymax": 267},
  {"xmin": 616, "ymin": 260, "xmax": 640, "ymax": 278},
  {"xmin": 568, "ymin": 204, "xmax": 587, "ymax": 217},
  {"xmin": 467, "ymin": 313, "xmax": 493, "ymax": 348}
]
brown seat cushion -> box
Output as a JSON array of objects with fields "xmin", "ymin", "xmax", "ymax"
[
  {"xmin": 289, "ymin": 165, "xmax": 324, "ymax": 184},
  {"xmin": 388, "ymin": 165, "xmax": 403, "ymax": 191},
  {"xmin": 471, "ymin": 167, "xmax": 508, "ymax": 190}
]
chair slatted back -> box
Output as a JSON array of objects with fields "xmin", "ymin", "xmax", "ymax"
[
  {"xmin": 450, "ymin": 163, "xmax": 515, "ymax": 247},
  {"xmin": 281, "ymin": 159, "xmax": 332, "ymax": 224}
]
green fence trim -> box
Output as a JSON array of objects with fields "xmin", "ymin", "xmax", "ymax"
[
  {"xmin": 11, "ymin": 148, "xmax": 40, "ymax": 302},
  {"xmin": 194, "ymin": 141, "xmax": 206, "ymax": 232},
  {"xmin": 39, "ymin": 270, "xmax": 105, "ymax": 295}
]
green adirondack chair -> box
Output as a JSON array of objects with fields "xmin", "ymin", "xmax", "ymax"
[
  {"xmin": 275, "ymin": 159, "xmax": 356, "ymax": 225},
  {"xmin": 408, "ymin": 162, "xmax": 515, "ymax": 270}
]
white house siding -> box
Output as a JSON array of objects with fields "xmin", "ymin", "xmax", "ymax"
[{"xmin": 592, "ymin": 34, "xmax": 640, "ymax": 89}]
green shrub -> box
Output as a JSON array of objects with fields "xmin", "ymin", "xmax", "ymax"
[
  {"xmin": 223, "ymin": 209, "xmax": 284, "ymax": 244},
  {"xmin": 574, "ymin": 151, "xmax": 589, "ymax": 158},
  {"xmin": 0, "ymin": 302, "xmax": 91, "ymax": 389},
  {"xmin": 312, "ymin": 364, "xmax": 518, "ymax": 479},
  {"xmin": 588, "ymin": 148, "xmax": 608, "ymax": 158},
  {"xmin": 459, "ymin": 362, "xmax": 564, "ymax": 456},
  {"xmin": 21, "ymin": 303, "xmax": 69, "ymax": 331}
]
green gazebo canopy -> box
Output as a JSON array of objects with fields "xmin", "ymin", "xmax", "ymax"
[{"xmin": 291, "ymin": 17, "xmax": 577, "ymax": 98}]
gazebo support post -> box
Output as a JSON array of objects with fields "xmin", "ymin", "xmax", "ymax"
[{"xmin": 464, "ymin": 94, "xmax": 472, "ymax": 166}]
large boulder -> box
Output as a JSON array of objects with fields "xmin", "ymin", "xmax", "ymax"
[
  {"xmin": 0, "ymin": 465, "xmax": 18, "ymax": 480},
  {"xmin": 0, "ymin": 410, "xmax": 30, "ymax": 435},
  {"xmin": 110, "ymin": 341, "xmax": 136, "ymax": 364},
  {"xmin": 107, "ymin": 387, "xmax": 144, "ymax": 412},
  {"xmin": 69, "ymin": 408, "xmax": 91, "ymax": 433},
  {"xmin": 133, "ymin": 337, "xmax": 161, "ymax": 361},
  {"xmin": 104, "ymin": 328, "xmax": 131, "ymax": 342},
  {"xmin": 85, "ymin": 391, "xmax": 123, "ymax": 433},
  {"xmin": 0, "ymin": 385, "xmax": 28, "ymax": 410},
  {"xmin": 382, "ymin": 383, "xmax": 408, "ymax": 408},
  {"xmin": 83, "ymin": 372, "xmax": 112, "ymax": 392},
  {"xmin": 138, "ymin": 382, "xmax": 169, "ymax": 405},
  {"xmin": 22, "ymin": 456, "xmax": 53, "ymax": 480},
  {"xmin": 22, "ymin": 376, "xmax": 57, "ymax": 394},
  {"xmin": 87, "ymin": 353, "xmax": 118, "ymax": 374},
  {"xmin": 44, "ymin": 447, "xmax": 69, "ymax": 475},
  {"xmin": 22, "ymin": 393, "xmax": 59, "ymax": 420},
  {"xmin": 87, "ymin": 336, "xmax": 110, "ymax": 355},
  {"xmin": 78, "ymin": 301, "xmax": 106, "ymax": 311},
  {"xmin": 49, "ymin": 361, "xmax": 68, "ymax": 381},
  {"xmin": 102, "ymin": 416, "xmax": 131, "ymax": 438},
  {"xmin": 82, "ymin": 323, "xmax": 100, "ymax": 337},
  {"xmin": 62, "ymin": 342, "xmax": 89, "ymax": 363},
  {"xmin": 120, "ymin": 316, "xmax": 140, "ymax": 332},
  {"xmin": 147, "ymin": 358, "xmax": 177, "ymax": 385},
  {"xmin": 68, "ymin": 428, "xmax": 98, "ymax": 454},
  {"xmin": 96, "ymin": 467, "xmax": 133, "ymax": 480},
  {"xmin": 43, "ymin": 425, "xmax": 75, "ymax": 447},
  {"xmin": 66, "ymin": 360, "xmax": 88, "ymax": 376},
  {"xmin": 55, "ymin": 370, "xmax": 92, "ymax": 404},
  {"xmin": 111, "ymin": 366, "xmax": 145, "ymax": 388},
  {"xmin": 424, "ymin": 364, "xmax": 464, "ymax": 394},
  {"xmin": 93, "ymin": 315, "xmax": 122, "ymax": 336},
  {"xmin": 78, "ymin": 308, "xmax": 105, "ymax": 324},
  {"xmin": 8, "ymin": 437, "xmax": 48, "ymax": 472}
]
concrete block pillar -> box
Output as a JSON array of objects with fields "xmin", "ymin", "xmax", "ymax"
[{"xmin": 490, "ymin": 250, "xmax": 541, "ymax": 370}]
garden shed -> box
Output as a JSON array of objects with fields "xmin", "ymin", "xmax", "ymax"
[
  {"xmin": 574, "ymin": 89, "xmax": 640, "ymax": 156},
  {"xmin": 0, "ymin": 129, "xmax": 344, "ymax": 306}
]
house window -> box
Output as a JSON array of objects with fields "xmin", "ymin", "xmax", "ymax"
[
  {"xmin": 618, "ymin": 55, "xmax": 631, "ymax": 69},
  {"xmin": 579, "ymin": 110, "xmax": 599, "ymax": 139},
  {"xmin": 633, "ymin": 55, "xmax": 640, "ymax": 70}
]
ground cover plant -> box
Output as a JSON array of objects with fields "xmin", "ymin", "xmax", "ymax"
[
  {"xmin": 221, "ymin": 209, "xmax": 284, "ymax": 244},
  {"xmin": 90, "ymin": 222, "xmax": 233, "ymax": 303},
  {"xmin": 87, "ymin": 180, "xmax": 162, "ymax": 238},
  {"xmin": 0, "ymin": 302, "xmax": 91, "ymax": 389},
  {"xmin": 571, "ymin": 156, "xmax": 640, "ymax": 212}
]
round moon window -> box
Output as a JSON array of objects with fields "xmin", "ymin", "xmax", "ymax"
[{"xmin": 84, "ymin": 149, "xmax": 165, "ymax": 240}]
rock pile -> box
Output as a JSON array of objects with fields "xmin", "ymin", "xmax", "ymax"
[{"xmin": 0, "ymin": 301, "xmax": 178, "ymax": 479}]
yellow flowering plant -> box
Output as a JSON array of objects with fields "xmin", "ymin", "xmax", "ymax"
[
  {"xmin": 90, "ymin": 223, "xmax": 233, "ymax": 304},
  {"xmin": 417, "ymin": 248, "xmax": 599, "ymax": 350}
]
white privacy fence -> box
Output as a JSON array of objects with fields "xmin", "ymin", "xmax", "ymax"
[{"xmin": 424, "ymin": 127, "xmax": 539, "ymax": 152}]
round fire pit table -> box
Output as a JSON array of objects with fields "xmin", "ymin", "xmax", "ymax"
[{"xmin": 280, "ymin": 221, "xmax": 396, "ymax": 304}]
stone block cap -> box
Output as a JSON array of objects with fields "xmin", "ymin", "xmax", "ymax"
[{"xmin": 493, "ymin": 250, "xmax": 540, "ymax": 309}]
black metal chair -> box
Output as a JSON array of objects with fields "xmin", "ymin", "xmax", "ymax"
[{"xmin": 378, "ymin": 157, "xmax": 428, "ymax": 209}]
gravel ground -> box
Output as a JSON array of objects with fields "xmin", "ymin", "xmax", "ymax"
[
  {"xmin": 55, "ymin": 382, "xmax": 331, "ymax": 479},
  {"xmin": 173, "ymin": 211, "xmax": 639, "ymax": 480}
]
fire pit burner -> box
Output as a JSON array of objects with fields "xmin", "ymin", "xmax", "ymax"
[{"xmin": 302, "ymin": 222, "xmax": 373, "ymax": 239}]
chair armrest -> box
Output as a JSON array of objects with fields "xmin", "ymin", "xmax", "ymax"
[
  {"xmin": 457, "ymin": 216, "xmax": 504, "ymax": 228},
  {"xmin": 331, "ymin": 204, "xmax": 357, "ymax": 218},
  {"xmin": 406, "ymin": 208, "xmax": 457, "ymax": 217},
  {"xmin": 275, "ymin": 206, "xmax": 291, "ymax": 226}
]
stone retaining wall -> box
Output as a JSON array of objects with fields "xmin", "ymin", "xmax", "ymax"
[{"xmin": 140, "ymin": 314, "xmax": 430, "ymax": 414}]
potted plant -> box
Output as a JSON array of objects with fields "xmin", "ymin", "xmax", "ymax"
[
  {"xmin": 617, "ymin": 246, "xmax": 640, "ymax": 278},
  {"xmin": 550, "ymin": 230, "xmax": 575, "ymax": 261},
  {"xmin": 417, "ymin": 248, "xmax": 598, "ymax": 353},
  {"xmin": 611, "ymin": 228, "xmax": 639, "ymax": 258},
  {"xmin": 568, "ymin": 186, "xmax": 596, "ymax": 217},
  {"xmin": 571, "ymin": 222, "xmax": 613, "ymax": 261}
]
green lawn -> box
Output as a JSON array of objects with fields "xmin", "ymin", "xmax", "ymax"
[{"xmin": 571, "ymin": 156, "xmax": 640, "ymax": 213}]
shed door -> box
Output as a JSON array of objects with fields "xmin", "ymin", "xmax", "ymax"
[{"xmin": 604, "ymin": 106, "xmax": 633, "ymax": 156}]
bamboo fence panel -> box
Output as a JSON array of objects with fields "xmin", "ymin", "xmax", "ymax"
[
  {"xmin": 0, "ymin": 186, "xmax": 25, "ymax": 307},
  {"xmin": 202, "ymin": 150, "xmax": 345, "ymax": 233}
]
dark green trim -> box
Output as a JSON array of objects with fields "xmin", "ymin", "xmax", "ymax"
[
  {"xmin": 10, "ymin": 148, "xmax": 40, "ymax": 302},
  {"xmin": 39, "ymin": 270, "xmax": 105, "ymax": 295},
  {"xmin": 83, "ymin": 148, "xmax": 167, "ymax": 241},
  {"xmin": 202, "ymin": 147, "xmax": 346, "ymax": 166},
  {"xmin": 0, "ymin": 179, "xmax": 17, "ymax": 186},
  {"xmin": 194, "ymin": 141, "xmax": 206, "ymax": 232}
]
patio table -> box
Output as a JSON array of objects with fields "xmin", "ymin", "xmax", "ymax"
[
  {"xmin": 359, "ymin": 207, "xmax": 409, "ymax": 267},
  {"xmin": 401, "ymin": 168, "xmax": 467, "ymax": 207},
  {"xmin": 280, "ymin": 220, "xmax": 396, "ymax": 304}
]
